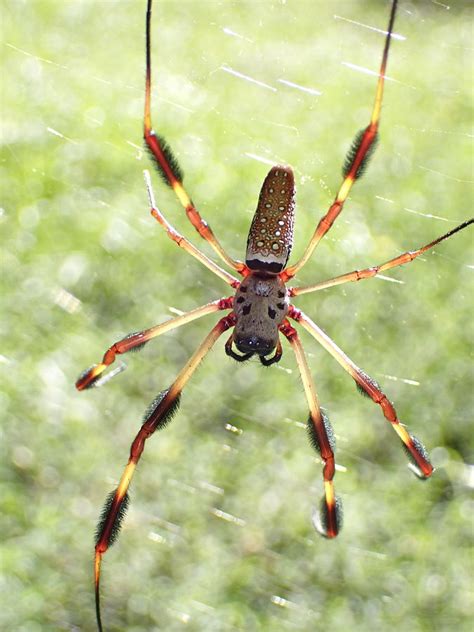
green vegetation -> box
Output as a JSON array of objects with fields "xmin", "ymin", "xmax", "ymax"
[{"xmin": 2, "ymin": 2, "xmax": 472, "ymax": 631}]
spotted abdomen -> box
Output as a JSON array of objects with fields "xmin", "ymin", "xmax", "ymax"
[{"xmin": 245, "ymin": 166, "xmax": 295, "ymax": 274}]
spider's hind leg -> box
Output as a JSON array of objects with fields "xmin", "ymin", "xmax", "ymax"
[
  {"xmin": 282, "ymin": 0, "xmax": 399, "ymax": 281},
  {"xmin": 144, "ymin": 0, "xmax": 245, "ymax": 274}
]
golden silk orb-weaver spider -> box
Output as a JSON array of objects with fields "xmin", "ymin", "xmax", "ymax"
[{"xmin": 76, "ymin": 0, "xmax": 473, "ymax": 629}]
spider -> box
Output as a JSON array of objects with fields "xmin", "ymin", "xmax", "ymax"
[{"xmin": 76, "ymin": 0, "xmax": 473, "ymax": 629}]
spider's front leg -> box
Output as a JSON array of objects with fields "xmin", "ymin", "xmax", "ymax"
[
  {"xmin": 93, "ymin": 312, "xmax": 236, "ymax": 632},
  {"xmin": 280, "ymin": 320, "xmax": 342, "ymax": 538},
  {"xmin": 289, "ymin": 306, "xmax": 433, "ymax": 479}
]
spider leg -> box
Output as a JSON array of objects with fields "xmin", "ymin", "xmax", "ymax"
[
  {"xmin": 144, "ymin": 0, "xmax": 247, "ymax": 275},
  {"xmin": 279, "ymin": 320, "xmax": 342, "ymax": 538},
  {"xmin": 145, "ymin": 171, "xmax": 240, "ymax": 287},
  {"xmin": 290, "ymin": 218, "xmax": 474, "ymax": 296},
  {"xmin": 282, "ymin": 0, "xmax": 398, "ymax": 281},
  {"xmin": 76, "ymin": 297, "xmax": 233, "ymax": 390},
  {"xmin": 94, "ymin": 312, "xmax": 236, "ymax": 632},
  {"xmin": 288, "ymin": 305, "xmax": 433, "ymax": 479}
]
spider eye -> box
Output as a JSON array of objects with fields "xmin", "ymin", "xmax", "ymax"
[{"xmin": 235, "ymin": 335, "xmax": 275, "ymax": 357}]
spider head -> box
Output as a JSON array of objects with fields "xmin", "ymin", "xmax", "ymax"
[{"xmin": 234, "ymin": 333, "xmax": 275, "ymax": 357}]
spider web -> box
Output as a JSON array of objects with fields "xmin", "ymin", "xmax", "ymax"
[{"xmin": 2, "ymin": 1, "xmax": 473, "ymax": 630}]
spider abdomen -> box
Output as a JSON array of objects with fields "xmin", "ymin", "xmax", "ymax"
[{"xmin": 245, "ymin": 165, "xmax": 295, "ymax": 274}]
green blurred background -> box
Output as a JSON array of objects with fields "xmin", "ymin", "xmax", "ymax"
[{"xmin": 2, "ymin": 1, "xmax": 473, "ymax": 630}]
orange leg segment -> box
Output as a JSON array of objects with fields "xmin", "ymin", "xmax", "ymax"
[
  {"xmin": 279, "ymin": 320, "xmax": 342, "ymax": 538},
  {"xmin": 144, "ymin": 170, "xmax": 241, "ymax": 287},
  {"xmin": 288, "ymin": 305, "xmax": 433, "ymax": 479}
]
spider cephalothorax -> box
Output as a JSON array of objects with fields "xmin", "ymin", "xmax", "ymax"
[
  {"xmin": 75, "ymin": 1, "xmax": 473, "ymax": 630},
  {"xmin": 230, "ymin": 267, "xmax": 289, "ymax": 363}
]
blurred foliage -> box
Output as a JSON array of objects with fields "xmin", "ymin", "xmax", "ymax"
[{"xmin": 1, "ymin": 1, "xmax": 473, "ymax": 631}]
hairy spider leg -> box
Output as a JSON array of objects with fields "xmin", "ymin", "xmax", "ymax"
[
  {"xmin": 75, "ymin": 297, "xmax": 234, "ymax": 390},
  {"xmin": 282, "ymin": 0, "xmax": 398, "ymax": 281},
  {"xmin": 144, "ymin": 0, "xmax": 247, "ymax": 275},
  {"xmin": 288, "ymin": 305, "xmax": 433, "ymax": 479},
  {"xmin": 290, "ymin": 218, "xmax": 474, "ymax": 296},
  {"xmin": 280, "ymin": 320, "xmax": 342, "ymax": 538},
  {"xmin": 144, "ymin": 171, "xmax": 240, "ymax": 287},
  {"xmin": 94, "ymin": 312, "xmax": 237, "ymax": 632}
]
